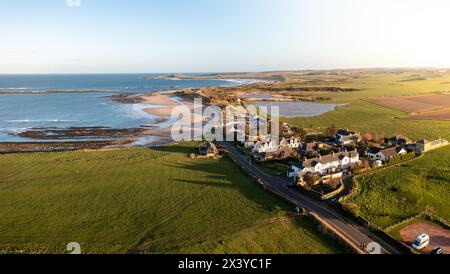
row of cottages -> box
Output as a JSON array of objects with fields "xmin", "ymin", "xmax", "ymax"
[
  {"xmin": 367, "ymin": 146, "xmax": 407, "ymax": 162},
  {"xmin": 335, "ymin": 129, "xmax": 362, "ymax": 146},
  {"xmin": 252, "ymin": 137, "xmax": 301, "ymax": 154},
  {"xmin": 385, "ymin": 135, "xmax": 412, "ymax": 146},
  {"xmin": 416, "ymin": 138, "xmax": 449, "ymax": 154},
  {"xmin": 288, "ymin": 150, "xmax": 360, "ymax": 177}
]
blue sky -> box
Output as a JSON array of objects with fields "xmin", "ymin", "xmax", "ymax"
[{"xmin": 1, "ymin": 0, "xmax": 450, "ymax": 73}]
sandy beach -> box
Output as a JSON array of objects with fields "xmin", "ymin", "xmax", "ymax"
[
  {"xmin": 141, "ymin": 91, "xmax": 193, "ymax": 118},
  {"xmin": 141, "ymin": 91, "xmax": 186, "ymax": 106},
  {"xmin": 133, "ymin": 91, "xmax": 194, "ymax": 146},
  {"xmin": 133, "ymin": 91, "xmax": 210, "ymax": 146}
]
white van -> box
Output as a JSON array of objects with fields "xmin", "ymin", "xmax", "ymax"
[{"xmin": 412, "ymin": 234, "xmax": 430, "ymax": 250}]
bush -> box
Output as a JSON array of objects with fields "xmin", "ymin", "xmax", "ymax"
[
  {"xmin": 387, "ymin": 152, "xmax": 415, "ymax": 165},
  {"xmin": 341, "ymin": 202, "xmax": 361, "ymax": 218}
]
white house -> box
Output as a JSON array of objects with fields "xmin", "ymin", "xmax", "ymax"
[
  {"xmin": 289, "ymin": 150, "xmax": 360, "ymax": 177},
  {"xmin": 252, "ymin": 140, "xmax": 278, "ymax": 153},
  {"xmin": 367, "ymin": 146, "xmax": 407, "ymax": 162},
  {"xmin": 279, "ymin": 137, "xmax": 301, "ymax": 149},
  {"xmin": 335, "ymin": 129, "xmax": 361, "ymax": 145}
]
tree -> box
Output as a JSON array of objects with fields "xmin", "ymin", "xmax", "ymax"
[
  {"xmin": 325, "ymin": 124, "xmax": 338, "ymax": 137},
  {"xmin": 373, "ymin": 133, "xmax": 385, "ymax": 145},
  {"xmin": 363, "ymin": 132, "xmax": 373, "ymax": 142},
  {"xmin": 303, "ymin": 173, "xmax": 321, "ymax": 189}
]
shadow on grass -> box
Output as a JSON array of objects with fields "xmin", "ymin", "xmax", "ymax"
[
  {"xmin": 149, "ymin": 143, "xmax": 195, "ymax": 154},
  {"xmin": 163, "ymin": 154, "xmax": 291, "ymax": 213}
]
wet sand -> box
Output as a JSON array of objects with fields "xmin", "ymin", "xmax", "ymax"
[
  {"xmin": 137, "ymin": 91, "xmax": 195, "ymax": 146},
  {"xmin": 141, "ymin": 91, "xmax": 185, "ymax": 106},
  {"xmin": 136, "ymin": 91, "xmax": 208, "ymax": 146}
]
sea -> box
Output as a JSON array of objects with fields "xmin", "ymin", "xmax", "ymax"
[{"xmin": 0, "ymin": 74, "xmax": 243, "ymax": 142}]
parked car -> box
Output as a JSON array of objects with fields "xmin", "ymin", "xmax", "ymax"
[
  {"xmin": 412, "ymin": 234, "xmax": 430, "ymax": 250},
  {"xmin": 431, "ymin": 247, "xmax": 444, "ymax": 255}
]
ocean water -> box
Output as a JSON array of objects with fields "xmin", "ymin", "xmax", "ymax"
[{"xmin": 0, "ymin": 74, "xmax": 240, "ymax": 142}]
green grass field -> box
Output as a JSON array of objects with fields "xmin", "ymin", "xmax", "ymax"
[
  {"xmin": 343, "ymin": 146, "xmax": 450, "ymax": 228},
  {"xmin": 0, "ymin": 143, "xmax": 343, "ymax": 254},
  {"xmin": 282, "ymin": 70, "xmax": 450, "ymax": 99},
  {"xmin": 172, "ymin": 217, "xmax": 344, "ymax": 254}
]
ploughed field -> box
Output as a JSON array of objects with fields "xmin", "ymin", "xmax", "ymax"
[
  {"xmin": 411, "ymin": 108, "xmax": 450, "ymax": 121},
  {"xmin": 369, "ymin": 93, "xmax": 450, "ymax": 115},
  {"xmin": 0, "ymin": 143, "xmax": 343, "ymax": 254}
]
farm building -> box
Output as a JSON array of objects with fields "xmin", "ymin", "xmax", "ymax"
[{"xmin": 415, "ymin": 138, "xmax": 449, "ymax": 154}]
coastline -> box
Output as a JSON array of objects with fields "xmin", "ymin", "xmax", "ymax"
[
  {"xmin": 0, "ymin": 76, "xmax": 276, "ymax": 152},
  {"xmin": 130, "ymin": 91, "xmax": 197, "ymax": 147}
]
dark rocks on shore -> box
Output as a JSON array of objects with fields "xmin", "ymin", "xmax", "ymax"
[
  {"xmin": 108, "ymin": 93, "xmax": 145, "ymax": 104},
  {"xmin": 12, "ymin": 126, "xmax": 147, "ymax": 141}
]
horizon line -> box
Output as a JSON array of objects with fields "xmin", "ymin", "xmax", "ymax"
[{"xmin": 0, "ymin": 66, "xmax": 449, "ymax": 75}]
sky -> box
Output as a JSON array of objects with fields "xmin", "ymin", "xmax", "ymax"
[{"xmin": 1, "ymin": 0, "xmax": 450, "ymax": 73}]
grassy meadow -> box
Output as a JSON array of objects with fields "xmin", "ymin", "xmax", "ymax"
[
  {"xmin": 0, "ymin": 143, "xmax": 343, "ymax": 254},
  {"xmin": 343, "ymin": 146, "xmax": 450, "ymax": 228},
  {"xmin": 172, "ymin": 217, "xmax": 344, "ymax": 254}
]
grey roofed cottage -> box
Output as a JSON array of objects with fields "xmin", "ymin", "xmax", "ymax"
[
  {"xmin": 367, "ymin": 146, "xmax": 407, "ymax": 162},
  {"xmin": 335, "ymin": 129, "xmax": 361, "ymax": 145}
]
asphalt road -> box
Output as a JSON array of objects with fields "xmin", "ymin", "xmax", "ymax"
[{"xmin": 222, "ymin": 142, "xmax": 402, "ymax": 254}]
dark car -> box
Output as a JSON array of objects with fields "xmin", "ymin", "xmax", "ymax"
[{"xmin": 431, "ymin": 247, "xmax": 444, "ymax": 255}]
